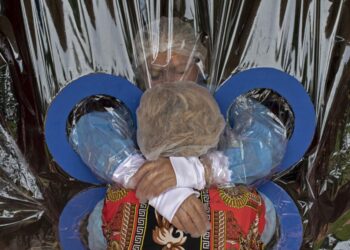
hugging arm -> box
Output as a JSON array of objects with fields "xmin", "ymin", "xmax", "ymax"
[
  {"xmin": 133, "ymin": 96, "xmax": 288, "ymax": 197},
  {"xmin": 69, "ymin": 109, "xmax": 145, "ymax": 186},
  {"xmin": 69, "ymin": 110, "xmax": 209, "ymax": 237},
  {"xmin": 149, "ymin": 188, "xmax": 209, "ymax": 237},
  {"xmin": 203, "ymin": 96, "xmax": 288, "ymax": 186}
]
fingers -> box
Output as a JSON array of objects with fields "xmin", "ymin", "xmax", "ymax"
[
  {"xmin": 191, "ymin": 197, "xmax": 210, "ymax": 232},
  {"xmin": 133, "ymin": 158, "xmax": 176, "ymax": 201},
  {"xmin": 171, "ymin": 195, "xmax": 209, "ymax": 238},
  {"xmin": 176, "ymin": 205, "xmax": 199, "ymax": 237},
  {"xmin": 137, "ymin": 176, "xmax": 175, "ymax": 201},
  {"xmin": 171, "ymin": 215, "xmax": 187, "ymax": 232},
  {"xmin": 135, "ymin": 170, "xmax": 160, "ymax": 201},
  {"xmin": 182, "ymin": 196, "xmax": 209, "ymax": 237},
  {"xmin": 129, "ymin": 161, "xmax": 155, "ymax": 188}
]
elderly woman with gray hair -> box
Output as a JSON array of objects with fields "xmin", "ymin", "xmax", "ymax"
[
  {"xmin": 133, "ymin": 16, "xmax": 208, "ymax": 88},
  {"xmin": 69, "ymin": 17, "xmax": 286, "ymax": 249}
]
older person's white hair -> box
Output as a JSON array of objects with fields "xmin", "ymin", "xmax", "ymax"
[{"xmin": 134, "ymin": 17, "xmax": 207, "ymax": 69}]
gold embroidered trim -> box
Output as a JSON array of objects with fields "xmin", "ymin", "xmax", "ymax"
[
  {"xmin": 106, "ymin": 187, "xmax": 128, "ymax": 202},
  {"xmin": 213, "ymin": 211, "xmax": 226, "ymax": 250},
  {"xmin": 239, "ymin": 214, "xmax": 264, "ymax": 250},
  {"xmin": 218, "ymin": 187, "xmax": 262, "ymax": 209},
  {"xmin": 120, "ymin": 203, "xmax": 136, "ymax": 250}
]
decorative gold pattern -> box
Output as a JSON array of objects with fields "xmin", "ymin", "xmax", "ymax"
[
  {"xmin": 200, "ymin": 190, "xmax": 211, "ymax": 250},
  {"xmin": 121, "ymin": 203, "xmax": 136, "ymax": 250},
  {"xmin": 239, "ymin": 214, "xmax": 264, "ymax": 250},
  {"xmin": 108, "ymin": 240, "xmax": 123, "ymax": 250},
  {"xmin": 152, "ymin": 211, "xmax": 187, "ymax": 250},
  {"xmin": 103, "ymin": 187, "xmax": 265, "ymax": 249},
  {"xmin": 213, "ymin": 211, "xmax": 226, "ymax": 250},
  {"xmin": 218, "ymin": 186, "xmax": 262, "ymax": 209},
  {"xmin": 133, "ymin": 203, "xmax": 149, "ymax": 249},
  {"xmin": 212, "ymin": 210, "xmax": 264, "ymax": 250},
  {"xmin": 106, "ymin": 187, "xmax": 128, "ymax": 202},
  {"xmin": 105, "ymin": 204, "xmax": 123, "ymax": 250}
]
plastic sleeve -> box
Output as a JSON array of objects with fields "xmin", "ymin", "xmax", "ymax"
[
  {"xmin": 201, "ymin": 151, "xmax": 232, "ymax": 185},
  {"xmin": 219, "ymin": 96, "xmax": 288, "ymax": 185},
  {"xmin": 112, "ymin": 153, "xmax": 146, "ymax": 188},
  {"xmin": 69, "ymin": 111, "xmax": 139, "ymax": 184}
]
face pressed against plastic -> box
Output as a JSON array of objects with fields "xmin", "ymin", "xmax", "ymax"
[
  {"xmin": 146, "ymin": 51, "xmax": 200, "ymax": 86},
  {"xmin": 133, "ymin": 17, "xmax": 208, "ymax": 89}
]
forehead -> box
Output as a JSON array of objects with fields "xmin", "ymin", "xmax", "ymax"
[{"xmin": 148, "ymin": 51, "xmax": 193, "ymax": 66}]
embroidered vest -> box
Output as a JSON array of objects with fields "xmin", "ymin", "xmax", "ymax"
[{"xmin": 102, "ymin": 186, "xmax": 266, "ymax": 250}]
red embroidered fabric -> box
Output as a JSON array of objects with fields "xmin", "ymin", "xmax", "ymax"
[{"xmin": 102, "ymin": 186, "xmax": 266, "ymax": 250}]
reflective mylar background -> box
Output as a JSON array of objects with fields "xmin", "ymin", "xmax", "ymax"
[{"xmin": 1, "ymin": 0, "xmax": 350, "ymax": 249}]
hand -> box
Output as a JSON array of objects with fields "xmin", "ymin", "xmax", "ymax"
[
  {"xmin": 171, "ymin": 195, "xmax": 210, "ymax": 238},
  {"xmin": 130, "ymin": 158, "xmax": 177, "ymax": 202}
]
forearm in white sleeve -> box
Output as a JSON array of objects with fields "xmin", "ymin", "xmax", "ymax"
[
  {"xmin": 170, "ymin": 156, "xmax": 206, "ymax": 190},
  {"xmin": 148, "ymin": 187, "xmax": 198, "ymax": 222}
]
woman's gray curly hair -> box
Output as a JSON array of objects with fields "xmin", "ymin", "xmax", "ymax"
[
  {"xmin": 134, "ymin": 17, "xmax": 207, "ymax": 68},
  {"xmin": 137, "ymin": 81, "xmax": 225, "ymax": 160}
]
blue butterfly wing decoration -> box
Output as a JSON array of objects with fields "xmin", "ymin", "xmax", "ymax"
[
  {"xmin": 45, "ymin": 73, "xmax": 142, "ymax": 184},
  {"xmin": 46, "ymin": 68, "xmax": 315, "ymax": 250}
]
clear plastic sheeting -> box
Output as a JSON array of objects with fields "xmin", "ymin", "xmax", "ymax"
[
  {"xmin": 0, "ymin": 0, "xmax": 349, "ymax": 249},
  {"xmin": 134, "ymin": 16, "xmax": 208, "ymax": 88},
  {"xmin": 69, "ymin": 80, "xmax": 284, "ymax": 248},
  {"xmin": 219, "ymin": 95, "xmax": 287, "ymax": 185},
  {"xmin": 69, "ymin": 95, "xmax": 139, "ymax": 184}
]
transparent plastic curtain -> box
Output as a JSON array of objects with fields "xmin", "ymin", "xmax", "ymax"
[{"xmin": 0, "ymin": 0, "xmax": 349, "ymax": 249}]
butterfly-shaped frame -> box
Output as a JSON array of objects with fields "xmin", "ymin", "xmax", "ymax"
[{"xmin": 45, "ymin": 68, "xmax": 316, "ymax": 250}]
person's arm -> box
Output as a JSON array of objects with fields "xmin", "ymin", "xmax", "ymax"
[
  {"xmin": 132, "ymin": 96, "xmax": 288, "ymax": 199},
  {"xmin": 69, "ymin": 109, "xmax": 206, "ymax": 194},
  {"xmin": 130, "ymin": 157, "xmax": 206, "ymax": 201},
  {"xmin": 148, "ymin": 188, "xmax": 209, "ymax": 238},
  {"xmin": 202, "ymin": 96, "xmax": 288, "ymax": 186},
  {"xmin": 69, "ymin": 111, "xmax": 145, "ymax": 186}
]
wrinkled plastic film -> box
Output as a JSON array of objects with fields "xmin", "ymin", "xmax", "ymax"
[
  {"xmin": 0, "ymin": 0, "xmax": 349, "ymax": 249},
  {"xmin": 69, "ymin": 79, "xmax": 282, "ymax": 248},
  {"xmin": 69, "ymin": 98, "xmax": 145, "ymax": 186},
  {"xmin": 111, "ymin": 153, "xmax": 146, "ymax": 188},
  {"xmin": 198, "ymin": 96, "xmax": 288, "ymax": 187},
  {"xmin": 69, "ymin": 94, "xmax": 287, "ymax": 190},
  {"xmin": 134, "ymin": 16, "xmax": 208, "ymax": 88},
  {"xmin": 136, "ymin": 80, "xmax": 287, "ymax": 186},
  {"xmin": 218, "ymin": 96, "xmax": 288, "ymax": 185},
  {"xmin": 0, "ymin": 15, "xmax": 48, "ymax": 239}
]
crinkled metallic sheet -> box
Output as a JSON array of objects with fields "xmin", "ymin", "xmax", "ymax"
[{"xmin": 0, "ymin": 0, "xmax": 350, "ymax": 249}]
